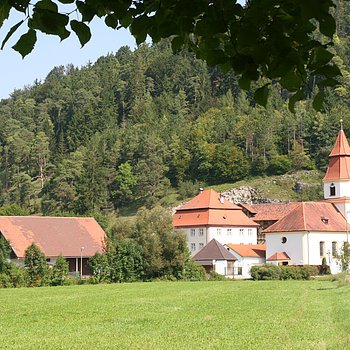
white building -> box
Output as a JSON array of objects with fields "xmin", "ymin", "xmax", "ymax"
[
  {"xmin": 225, "ymin": 244, "xmax": 266, "ymax": 278},
  {"xmin": 173, "ymin": 188, "xmax": 259, "ymax": 256},
  {"xmin": 264, "ymin": 129, "xmax": 350, "ymax": 274}
]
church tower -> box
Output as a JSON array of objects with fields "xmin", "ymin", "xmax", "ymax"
[{"xmin": 323, "ymin": 127, "xmax": 350, "ymax": 223}]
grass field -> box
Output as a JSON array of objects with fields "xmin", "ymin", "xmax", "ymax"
[{"xmin": 0, "ymin": 280, "xmax": 349, "ymax": 350}]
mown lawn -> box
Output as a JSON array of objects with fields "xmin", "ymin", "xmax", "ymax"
[{"xmin": 0, "ymin": 280, "xmax": 349, "ymax": 350}]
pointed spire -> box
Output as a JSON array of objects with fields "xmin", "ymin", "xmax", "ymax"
[{"xmin": 329, "ymin": 129, "xmax": 350, "ymax": 157}]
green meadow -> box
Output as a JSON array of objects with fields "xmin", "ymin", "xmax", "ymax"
[{"xmin": 0, "ymin": 280, "xmax": 349, "ymax": 350}]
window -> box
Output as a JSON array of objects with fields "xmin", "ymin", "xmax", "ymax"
[
  {"xmin": 330, "ymin": 183, "xmax": 336, "ymax": 196},
  {"xmin": 190, "ymin": 229, "xmax": 195, "ymax": 237},
  {"xmin": 199, "ymin": 228, "xmax": 204, "ymax": 237},
  {"xmin": 227, "ymin": 229, "xmax": 232, "ymax": 236},
  {"xmin": 239, "ymin": 229, "xmax": 244, "ymax": 236},
  {"xmin": 199, "ymin": 243, "xmax": 204, "ymax": 250},
  {"xmin": 281, "ymin": 237, "xmax": 287, "ymax": 244},
  {"xmin": 217, "ymin": 228, "xmax": 222, "ymax": 235},
  {"xmin": 191, "ymin": 243, "xmax": 196, "ymax": 252},
  {"xmin": 332, "ymin": 241, "xmax": 338, "ymax": 257},
  {"xmin": 248, "ymin": 229, "xmax": 252, "ymax": 236},
  {"xmin": 237, "ymin": 267, "xmax": 242, "ymax": 275},
  {"xmin": 320, "ymin": 241, "xmax": 325, "ymax": 257}
]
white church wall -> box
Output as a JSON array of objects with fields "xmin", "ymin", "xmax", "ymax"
[
  {"xmin": 265, "ymin": 232, "xmax": 304, "ymax": 265},
  {"xmin": 324, "ymin": 180, "xmax": 350, "ymax": 200},
  {"xmin": 176, "ymin": 227, "xmax": 208, "ymax": 256}
]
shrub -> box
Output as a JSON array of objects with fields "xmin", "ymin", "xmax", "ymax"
[
  {"xmin": 207, "ymin": 270, "xmax": 227, "ymax": 281},
  {"xmin": 182, "ymin": 259, "xmax": 206, "ymax": 281},
  {"xmin": 250, "ymin": 264, "xmax": 281, "ymax": 280},
  {"xmin": 280, "ymin": 266, "xmax": 302, "ymax": 280},
  {"xmin": 300, "ymin": 265, "xmax": 319, "ymax": 280},
  {"xmin": 51, "ymin": 255, "xmax": 69, "ymax": 286}
]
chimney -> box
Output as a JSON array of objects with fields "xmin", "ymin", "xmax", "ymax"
[
  {"xmin": 220, "ymin": 193, "xmax": 224, "ymax": 204},
  {"xmin": 199, "ymin": 188, "xmax": 204, "ymax": 193}
]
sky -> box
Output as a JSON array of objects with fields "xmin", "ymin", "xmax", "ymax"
[{"xmin": 0, "ymin": 11, "xmax": 137, "ymax": 100}]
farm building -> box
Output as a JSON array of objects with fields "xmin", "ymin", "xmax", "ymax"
[
  {"xmin": 0, "ymin": 216, "xmax": 106, "ymax": 276},
  {"xmin": 173, "ymin": 188, "xmax": 259, "ymax": 256}
]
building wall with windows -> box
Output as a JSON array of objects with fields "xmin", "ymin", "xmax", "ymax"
[
  {"xmin": 266, "ymin": 231, "xmax": 348, "ymax": 273},
  {"xmin": 207, "ymin": 227, "xmax": 257, "ymax": 247},
  {"xmin": 177, "ymin": 226, "xmax": 258, "ymax": 256}
]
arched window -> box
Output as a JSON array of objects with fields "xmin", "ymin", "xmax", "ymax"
[
  {"xmin": 320, "ymin": 241, "xmax": 325, "ymax": 257},
  {"xmin": 332, "ymin": 241, "xmax": 338, "ymax": 257},
  {"xmin": 330, "ymin": 183, "xmax": 336, "ymax": 196}
]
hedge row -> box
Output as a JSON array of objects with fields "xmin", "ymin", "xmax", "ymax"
[{"xmin": 250, "ymin": 264, "xmax": 320, "ymax": 280}]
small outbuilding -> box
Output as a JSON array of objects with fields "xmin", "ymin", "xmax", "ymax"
[{"xmin": 193, "ymin": 238, "xmax": 236, "ymax": 277}]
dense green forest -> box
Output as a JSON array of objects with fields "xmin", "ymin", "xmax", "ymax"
[{"xmin": 1, "ymin": 4, "xmax": 350, "ymax": 216}]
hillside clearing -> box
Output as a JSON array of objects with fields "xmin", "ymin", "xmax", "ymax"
[{"xmin": 0, "ymin": 280, "xmax": 349, "ymax": 349}]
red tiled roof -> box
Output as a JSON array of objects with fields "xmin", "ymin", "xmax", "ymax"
[
  {"xmin": 193, "ymin": 239, "xmax": 237, "ymax": 261},
  {"xmin": 173, "ymin": 208, "xmax": 259, "ymax": 228},
  {"xmin": 177, "ymin": 189, "xmax": 241, "ymax": 211},
  {"xmin": 225, "ymin": 244, "xmax": 266, "ymax": 258},
  {"xmin": 239, "ymin": 203, "xmax": 257, "ymax": 214},
  {"xmin": 329, "ymin": 130, "xmax": 350, "ymax": 157},
  {"xmin": 0, "ymin": 216, "xmax": 106, "ymax": 258},
  {"xmin": 264, "ymin": 202, "xmax": 347, "ymax": 233},
  {"xmin": 324, "ymin": 130, "xmax": 350, "ymax": 181},
  {"xmin": 267, "ymin": 252, "xmax": 290, "ymax": 261},
  {"xmin": 248, "ymin": 203, "xmax": 299, "ymax": 221}
]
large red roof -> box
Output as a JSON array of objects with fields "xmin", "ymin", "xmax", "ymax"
[
  {"xmin": 0, "ymin": 216, "xmax": 106, "ymax": 258},
  {"xmin": 324, "ymin": 130, "xmax": 350, "ymax": 181},
  {"xmin": 226, "ymin": 244, "xmax": 266, "ymax": 258},
  {"xmin": 264, "ymin": 202, "xmax": 347, "ymax": 233},
  {"xmin": 174, "ymin": 188, "xmax": 258, "ymax": 228},
  {"xmin": 177, "ymin": 189, "xmax": 241, "ymax": 211},
  {"xmin": 248, "ymin": 202, "xmax": 299, "ymax": 221},
  {"xmin": 173, "ymin": 208, "xmax": 259, "ymax": 227}
]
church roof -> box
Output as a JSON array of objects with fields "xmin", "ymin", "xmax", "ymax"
[
  {"xmin": 324, "ymin": 130, "xmax": 350, "ymax": 181},
  {"xmin": 264, "ymin": 202, "xmax": 348, "ymax": 233},
  {"xmin": 193, "ymin": 239, "xmax": 236, "ymax": 261},
  {"xmin": 329, "ymin": 130, "xmax": 350, "ymax": 157},
  {"xmin": 177, "ymin": 189, "xmax": 241, "ymax": 211}
]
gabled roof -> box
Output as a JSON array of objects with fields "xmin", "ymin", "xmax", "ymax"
[
  {"xmin": 324, "ymin": 130, "xmax": 350, "ymax": 181},
  {"xmin": 193, "ymin": 239, "xmax": 237, "ymax": 261},
  {"xmin": 264, "ymin": 202, "xmax": 347, "ymax": 233},
  {"xmin": 248, "ymin": 202, "xmax": 299, "ymax": 221},
  {"xmin": 173, "ymin": 208, "xmax": 259, "ymax": 228},
  {"xmin": 267, "ymin": 252, "xmax": 290, "ymax": 261},
  {"xmin": 0, "ymin": 216, "xmax": 106, "ymax": 258},
  {"xmin": 177, "ymin": 189, "xmax": 241, "ymax": 211},
  {"xmin": 225, "ymin": 244, "xmax": 266, "ymax": 258}
]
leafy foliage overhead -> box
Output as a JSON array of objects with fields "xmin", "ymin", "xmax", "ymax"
[{"xmin": 0, "ymin": 0, "xmax": 343, "ymax": 109}]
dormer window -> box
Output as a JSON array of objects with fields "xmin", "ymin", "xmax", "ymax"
[{"xmin": 330, "ymin": 183, "xmax": 336, "ymax": 196}]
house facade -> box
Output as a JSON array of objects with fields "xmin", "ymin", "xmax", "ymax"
[
  {"xmin": 173, "ymin": 189, "xmax": 259, "ymax": 255},
  {"xmin": 1, "ymin": 216, "xmax": 106, "ymax": 276}
]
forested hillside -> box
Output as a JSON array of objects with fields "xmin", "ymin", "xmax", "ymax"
[{"xmin": 1, "ymin": 4, "xmax": 350, "ymax": 216}]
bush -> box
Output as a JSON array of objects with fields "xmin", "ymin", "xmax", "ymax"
[
  {"xmin": 182, "ymin": 259, "xmax": 206, "ymax": 281},
  {"xmin": 250, "ymin": 264, "xmax": 281, "ymax": 280},
  {"xmin": 251, "ymin": 264, "xmax": 320, "ymax": 281},
  {"xmin": 207, "ymin": 270, "xmax": 227, "ymax": 281}
]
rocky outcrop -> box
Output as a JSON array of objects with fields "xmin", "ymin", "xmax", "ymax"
[{"xmin": 221, "ymin": 186, "xmax": 281, "ymax": 205}]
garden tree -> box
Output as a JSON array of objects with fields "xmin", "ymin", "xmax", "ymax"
[
  {"xmin": 51, "ymin": 254, "xmax": 69, "ymax": 286},
  {"xmin": 0, "ymin": 0, "xmax": 341, "ymax": 110},
  {"xmin": 24, "ymin": 243, "xmax": 49, "ymax": 287},
  {"xmin": 0, "ymin": 235, "xmax": 11, "ymax": 273}
]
